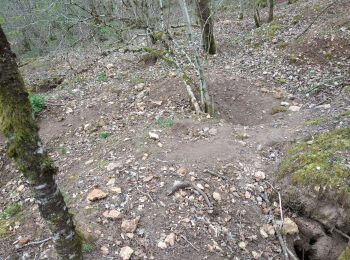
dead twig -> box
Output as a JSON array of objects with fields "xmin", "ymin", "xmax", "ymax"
[
  {"xmin": 180, "ymin": 235, "xmax": 200, "ymax": 252},
  {"xmin": 262, "ymin": 191, "xmax": 289, "ymax": 260},
  {"xmin": 167, "ymin": 180, "xmax": 212, "ymax": 208},
  {"xmin": 203, "ymin": 169, "xmax": 227, "ymax": 180},
  {"xmin": 18, "ymin": 237, "xmax": 52, "ymax": 249},
  {"xmin": 333, "ymin": 228, "xmax": 350, "ymax": 242}
]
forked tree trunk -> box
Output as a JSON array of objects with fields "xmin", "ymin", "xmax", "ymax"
[
  {"xmin": 197, "ymin": 0, "xmax": 216, "ymax": 55},
  {"xmin": 268, "ymin": 0, "xmax": 274, "ymax": 23},
  {"xmin": 0, "ymin": 26, "xmax": 82, "ymax": 260}
]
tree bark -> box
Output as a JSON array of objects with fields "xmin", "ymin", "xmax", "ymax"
[
  {"xmin": 196, "ymin": 0, "xmax": 216, "ymax": 55},
  {"xmin": 0, "ymin": 26, "xmax": 82, "ymax": 260},
  {"xmin": 238, "ymin": 0, "xmax": 244, "ymax": 20},
  {"xmin": 268, "ymin": 0, "xmax": 274, "ymax": 23}
]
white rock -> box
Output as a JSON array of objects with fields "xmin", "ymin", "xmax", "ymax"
[
  {"xmin": 212, "ymin": 192, "xmax": 222, "ymax": 202},
  {"xmin": 106, "ymin": 178, "xmax": 116, "ymax": 186},
  {"xmin": 157, "ymin": 241, "xmax": 167, "ymax": 249},
  {"xmin": 238, "ymin": 241, "xmax": 246, "ymax": 249},
  {"xmin": 196, "ymin": 183, "xmax": 205, "ymax": 190},
  {"xmin": 149, "ymin": 132, "xmax": 159, "ymax": 140},
  {"xmin": 289, "ymin": 105, "xmax": 301, "ymax": 112},
  {"xmin": 282, "ymin": 218, "xmax": 299, "ymax": 235},
  {"xmin": 164, "ymin": 233, "xmax": 176, "ymax": 246},
  {"xmin": 120, "ymin": 246, "xmax": 134, "ymax": 260},
  {"xmin": 254, "ymin": 171, "xmax": 266, "ymax": 180},
  {"xmin": 106, "ymin": 162, "xmax": 123, "ymax": 171},
  {"xmin": 100, "ymin": 246, "xmax": 109, "ymax": 255}
]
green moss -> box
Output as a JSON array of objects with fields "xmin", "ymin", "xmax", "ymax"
[
  {"xmin": 336, "ymin": 111, "xmax": 350, "ymax": 119},
  {"xmin": 339, "ymin": 246, "xmax": 350, "ymax": 260},
  {"xmin": 155, "ymin": 117, "xmax": 174, "ymax": 128},
  {"xmin": 277, "ymin": 41, "xmax": 288, "ymax": 49},
  {"xmin": 97, "ymin": 71, "xmax": 108, "ymax": 82},
  {"xmin": 0, "ymin": 202, "xmax": 22, "ymax": 219},
  {"xmin": 271, "ymin": 105, "xmax": 288, "ymax": 114},
  {"xmin": 277, "ymin": 128, "xmax": 350, "ymax": 201},
  {"xmin": 342, "ymin": 85, "xmax": 350, "ymax": 93},
  {"xmin": 304, "ymin": 117, "xmax": 327, "ymax": 126}
]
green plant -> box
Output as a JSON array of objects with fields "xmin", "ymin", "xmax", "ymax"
[
  {"xmin": 99, "ymin": 131, "xmax": 110, "ymax": 139},
  {"xmin": 57, "ymin": 145, "xmax": 67, "ymax": 155},
  {"xmin": 82, "ymin": 242, "xmax": 95, "ymax": 253},
  {"xmin": 277, "ymin": 41, "xmax": 288, "ymax": 49},
  {"xmin": 0, "ymin": 202, "xmax": 22, "ymax": 220},
  {"xmin": 29, "ymin": 93, "xmax": 46, "ymax": 116},
  {"xmin": 155, "ymin": 117, "xmax": 174, "ymax": 128},
  {"xmin": 97, "ymin": 71, "xmax": 108, "ymax": 82}
]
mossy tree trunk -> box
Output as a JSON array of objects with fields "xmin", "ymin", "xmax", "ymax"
[
  {"xmin": 267, "ymin": 0, "xmax": 274, "ymax": 23},
  {"xmin": 197, "ymin": 0, "xmax": 216, "ymax": 55},
  {"xmin": 0, "ymin": 26, "xmax": 82, "ymax": 259}
]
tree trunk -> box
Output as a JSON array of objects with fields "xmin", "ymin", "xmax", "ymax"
[
  {"xmin": 0, "ymin": 26, "xmax": 82, "ymax": 260},
  {"xmin": 267, "ymin": 0, "xmax": 274, "ymax": 23},
  {"xmin": 196, "ymin": 0, "xmax": 216, "ymax": 55},
  {"xmin": 238, "ymin": 0, "xmax": 244, "ymax": 20}
]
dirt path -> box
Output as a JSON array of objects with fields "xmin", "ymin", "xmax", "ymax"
[{"xmin": 1, "ymin": 0, "xmax": 349, "ymax": 258}]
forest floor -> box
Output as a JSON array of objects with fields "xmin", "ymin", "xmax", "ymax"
[{"xmin": 0, "ymin": 0, "xmax": 349, "ymax": 259}]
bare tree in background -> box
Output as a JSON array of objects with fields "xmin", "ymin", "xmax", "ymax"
[
  {"xmin": 0, "ymin": 26, "xmax": 82, "ymax": 260},
  {"xmin": 268, "ymin": 0, "xmax": 274, "ymax": 23},
  {"xmin": 196, "ymin": 0, "xmax": 216, "ymax": 55}
]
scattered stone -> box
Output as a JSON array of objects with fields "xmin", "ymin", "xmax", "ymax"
[
  {"xmin": 212, "ymin": 192, "xmax": 222, "ymax": 202},
  {"xmin": 106, "ymin": 178, "xmax": 116, "ymax": 186},
  {"xmin": 238, "ymin": 241, "xmax": 246, "ymax": 249},
  {"xmin": 121, "ymin": 216, "xmax": 140, "ymax": 233},
  {"xmin": 196, "ymin": 183, "xmax": 204, "ymax": 190},
  {"xmin": 18, "ymin": 236, "xmax": 30, "ymax": 245},
  {"xmin": 176, "ymin": 167, "xmax": 188, "ymax": 175},
  {"xmin": 157, "ymin": 241, "xmax": 167, "ymax": 249},
  {"xmin": 209, "ymin": 128, "xmax": 218, "ymax": 136},
  {"xmin": 87, "ymin": 189, "xmax": 107, "ymax": 202},
  {"xmin": 120, "ymin": 246, "xmax": 134, "ymax": 260},
  {"xmin": 263, "ymin": 224, "xmax": 275, "ymax": 236},
  {"xmin": 254, "ymin": 171, "xmax": 266, "ymax": 181},
  {"xmin": 149, "ymin": 132, "xmax": 159, "ymax": 140},
  {"xmin": 260, "ymin": 227, "xmax": 269, "ymax": 238},
  {"xmin": 245, "ymin": 191, "xmax": 251, "ymax": 199},
  {"xmin": 134, "ymin": 83, "xmax": 145, "ymax": 91},
  {"xmin": 289, "ymin": 105, "xmax": 301, "ymax": 112},
  {"xmin": 110, "ymin": 186, "xmax": 122, "ymax": 194},
  {"xmin": 103, "ymin": 210, "xmax": 122, "ymax": 220},
  {"xmin": 106, "ymin": 63, "xmax": 114, "ymax": 69},
  {"xmin": 17, "ymin": 184, "xmax": 25, "ymax": 192},
  {"xmin": 164, "ymin": 233, "xmax": 176, "ymax": 246},
  {"xmin": 106, "ymin": 162, "xmax": 123, "ymax": 171},
  {"xmin": 100, "ymin": 246, "xmax": 109, "ymax": 256},
  {"xmin": 282, "ymin": 218, "xmax": 299, "ymax": 235}
]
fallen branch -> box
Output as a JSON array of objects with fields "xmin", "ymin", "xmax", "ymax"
[
  {"xmin": 296, "ymin": 1, "xmax": 337, "ymax": 40},
  {"xmin": 18, "ymin": 237, "xmax": 52, "ymax": 249},
  {"xmin": 168, "ymin": 180, "xmax": 212, "ymax": 208},
  {"xmin": 203, "ymin": 169, "xmax": 227, "ymax": 180},
  {"xmin": 262, "ymin": 191, "xmax": 289, "ymax": 260},
  {"xmin": 180, "ymin": 235, "xmax": 200, "ymax": 252}
]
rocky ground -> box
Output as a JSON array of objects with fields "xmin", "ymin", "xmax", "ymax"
[{"xmin": 0, "ymin": 0, "xmax": 349, "ymax": 259}]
